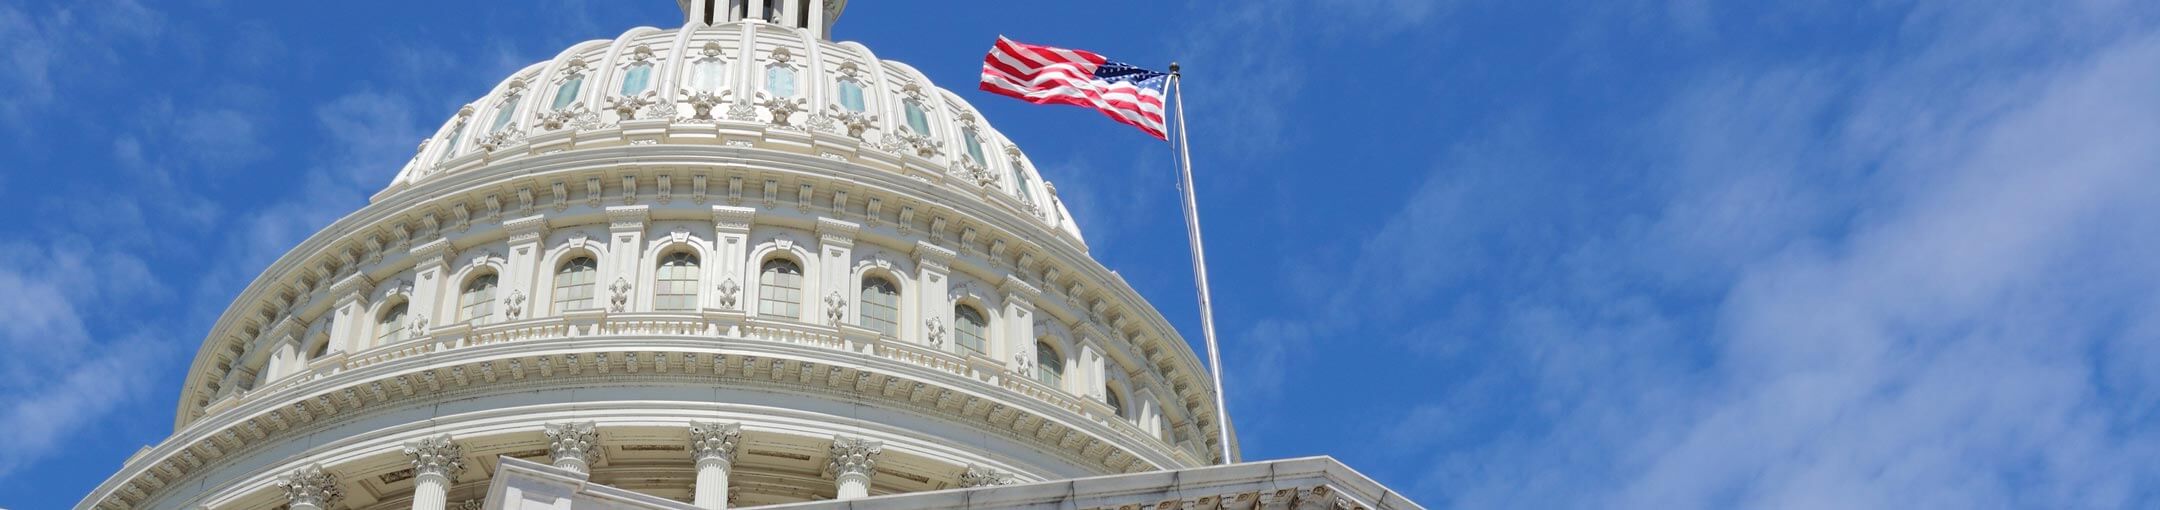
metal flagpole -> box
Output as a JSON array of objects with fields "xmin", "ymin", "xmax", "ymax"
[{"xmin": 1167, "ymin": 62, "xmax": 1233, "ymax": 465}]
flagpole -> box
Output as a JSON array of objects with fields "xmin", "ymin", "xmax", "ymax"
[{"xmin": 1167, "ymin": 62, "xmax": 1233, "ymax": 465}]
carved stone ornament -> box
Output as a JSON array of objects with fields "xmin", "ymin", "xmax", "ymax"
[
  {"xmin": 1013, "ymin": 353, "xmax": 1035, "ymax": 377},
  {"xmin": 537, "ymin": 103, "xmax": 598, "ymax": 131},
  {"xmin": 824, "ymin": 436, "xmax": 884, "ymax": 479},
  {"xmin": 274, "ymin": 463, "xmax": 343, "ymax": 509},
  {"xmin": 407, "ymin": 315, "xmax": 429, "ymax": 340},
  {"xmin": 688, "ymin": 421, "xmax": 742, "ymax": 464},
  {"xmin": 477, "ymin": 127, "xmax": 524, "ymax": 152},
  {"xmin": 898, "ymin": 130, "xmax": 944, "ymax": 158},
  {"xmin": 608, "ymin": 277, "xmax": 633, "ymax": 312},
  {"xmin": 604, "ymin": 91, "xmax": 659, "ymax": 121},
  {"xmin": 924, "ymin": 316, "xmax": 947, "ymax": 347},
  {"xmin": 758, "ymin": 92, "xmax": 808, "ymax": 128},
  {"xmin": 504, "ymin": 290, "xmax": 528, "ymax": 320},
  {"xmin": 680, "ymin": 88, "xmax": 732, "ymax": 122},
  {"xmin": 824, "ymin": 291, "xmax": 848, "ymax": 325},
  {"xmin": 717, "ymin": 278, "xmax": 741, "ymax": 309},
  {"xmin": 726, "ymin": 98, "xmax": 759, "ymax": 122},
  {"xmin": 544, "ymin": 421, "xmax": 602, "ymax": 468},
  {"xmin": 402, "ymin": 434, "xmax": 466, "ymax": 480},
  {"xmin": 824, "ymin": 104, "xmax": 878, "ymax": 139},
  {"xmin": 958, "ymin": 464, "xmax": 1015, "ymax": 488}
]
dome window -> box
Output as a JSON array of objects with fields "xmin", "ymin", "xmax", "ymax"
[
  {"xmin": 1035, "ymin": 341, "xmax": 1063, "ymax": 388},
  {"xmin": 1106, "ymin": 386, "xmax": 1126, "ymax": 418},
  {"xmin": 837, "ymin": 79, "xmax": 867, "ymax": 113},
  {"xmin": 553, "ymin": 256, "xmax": 599, "ymax": 313},
  {"xmin": 489, "ymin": 95, "xmax": 521, "ymax": 132},
  {"xmin": 859, "ymin": 277, "xmax": 900, "ymax": 336},
  {"xmin": 903, "ymin": 100, "xmax": 932, "ymax": 136},
  {"xmin": 551, "ymin": 74, "xmax": 585, "ymax": 110},
  {"xmin": 458, "ymin": 273, "xmax": 499, "ymax": 323},
  {"xmin": 436, "ymin": 119, "xmax": 466, "ymax": 162},
  {"xmin": 765, "ymin": 65, "xmax": 798, "ymax": 98},
  {"xmin": 758, "ymin": 258, "xmax": 805, "ymax": 319},
  {"xmin": 954, "ymin": 305, "xmax": 988, "ymax": 356},
  {"xmin": 654, "ymin": 251, "xmax": 701, "ymax": 312},
  {"xmin": 962, "ymin": 128, "xmax": 987, "ymax": 165},
  {"xmin": 620, "ymin": 62, "xmax": 654, "ymax": 96}
]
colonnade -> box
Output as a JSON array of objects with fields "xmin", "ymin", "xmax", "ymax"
[{"xmin": 271, "ymin": 423, "xmax": 1017, "ymax": 509}]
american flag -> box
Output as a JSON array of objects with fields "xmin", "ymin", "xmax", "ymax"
[{"xmin": 980, "ymin": 36, "xmax": 1170, "ymax": 140}]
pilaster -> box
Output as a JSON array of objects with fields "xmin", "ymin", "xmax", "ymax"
[
  {"xmin": 999, "ymin": 275, "xmax": 1041, "ymax": 370},
  {"xmin": 605, "ymin": 206, "xmax": 651, "ymax": 312},
  {"xmin": 913, "ymin": 241, "xmax": 956, "ymax": 352},
  {"xmin": 328, "ymin": 273, "xmax": 375, "ymax": 354},
  {"xmin": 711, "ymin": 206, "xmax": 756, "ymax": 312},
  {"xmin": 816, "ymin": 218, "xmax": 859, "ymax": 326},
  {"xmin": 407, "ymin": 238, "xmax": 456, "ymax": 327},
  {"xmin": 501, "ymin": 214, "xmax": 550, "ymax": 321}
]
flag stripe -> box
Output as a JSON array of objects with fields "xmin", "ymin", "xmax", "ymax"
[{"xmin": 980, "ymin": 36, "xmax": 1168, "ymax": 140}]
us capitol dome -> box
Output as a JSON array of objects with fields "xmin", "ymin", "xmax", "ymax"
[{"xmin": 80, "ymin": 3, "xmax": 1417, "ymax": 510}]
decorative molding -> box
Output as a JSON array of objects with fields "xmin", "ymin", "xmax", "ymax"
[
  {"xmin": 958, "ymin": 464, "xmax": 1014, "ymax": 488},
  {"xmin": 544, "ymin": 421, "xmax": 602, "ymax": 473},
  {"xmin": 402, "ymin": 434, "xmax": 465, "ymax": 480},
  {"xmin": 688, "ymin": 421, "xmax": 742, "ymax": 464},
  {"xmin": 273, "ymin": 463, "xmax": 342, "ymax": 509}
]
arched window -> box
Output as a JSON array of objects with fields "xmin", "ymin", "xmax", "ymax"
[
  {"xmin": 758, "ymin": 258, "xmax": 804, "ymax": 318},
  {"xmin": 458, "ymin": 273, "xmax": 499, "ymax": 323},
  {"xmin": 489, "ymin": 95, "xmax": 521, "ymax": 132},
  {"xmin": 765, "ymin": 65, "xmax": 797, "ymax": 98},
  {"xmin": 954, "ymin": 305, "xmax": 988, "ymax": 356},
  {"xmin": 962, "ymin": 128, "xmax": 987, "ymax": 165},
  {"xmin": 859, "ymin": 277, "xmax": 900, "ymax": 336},
  {"xmin": 903, "ymin": 100, "xmax": 932, "ymax": 135},
  {"xmin": 1035, "ymin": 341, "xmax": 1063, "ymax": 388},
  {"xmin": 376, "ymin": 302, "xmax": 409, "ymax": 345},
  {"xmin": 762, "ymin": 1, "xmax": 782, "ymax": 21},
  {"xmin": 553, "ymin": 256, "xmax": 599, "ymax": 313},
  {"xmin": 620, "ymin": 63, "xmax": 654, "ymax": 96},
  {"xmin": 837, "ymin": 79, "xmax": 866, "ymax": 113},
  {"xmin": 654, "ymin": 251, "xmax": 701, "ymax": 311},
  {"xmin": 436, "ymin": 120, "xmax": 467, "ymax": 162},
  {"xmin": 1106, "ymin": 386, "xmax": 1126, "ymax": 418},
  {"xmin": 551, "ymin": 75, "xmax": 584, "ymax": 110}
]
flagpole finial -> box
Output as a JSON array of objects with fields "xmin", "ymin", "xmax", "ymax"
[{"xmin": 1169, "ymin": 62, "xmax": 1181, "ymax": 75}]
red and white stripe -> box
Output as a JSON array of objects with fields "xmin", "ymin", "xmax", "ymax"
[{"xmin": 980, "ymin": 36, "xmax": 1167, "ymax": 139}]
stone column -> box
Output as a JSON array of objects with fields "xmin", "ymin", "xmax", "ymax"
[
  {"xmin": 275, "ymin": 463, "xmax": 343, "ymax": 510},
  {"xmin": 999, "ymin": 275, "xmax": 1041, "ymax": 370},
  {"xmin": 544, "ymin": 421, "xmax": 601, "ymax": 475},
  {"xmin": 824, "ymin": 436, "xmax": 883, "ymax": 500},
  {"xmin": 816, "ymin": 218, "xmax": 859, "ymax": 326},
  {"xmin": 689, "ymin": 422, "xmax": 743, "ymax": 510},
  {"xmin": 403, "ymin": 434, "xmax": 465, "ymax": 510}
]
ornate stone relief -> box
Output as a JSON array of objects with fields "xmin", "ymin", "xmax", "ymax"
[
  {"xmin": 402, "ymin": 434, "xmax": 466, "ymax": 480},
  {"xmin": 543, "ymin": 421, "xmax": 602, "ymax": 470},
  {"xmin": 688, "ymin": 421, "xmax": 742, "ymax": 464},
  {"xmin": 504, "ymin": 290, "xmax": 528, "ymax": 321},
  {"xmin": 759, "ymin": 93, "xmax": 808, "ymax": 128},
  {"xmin": 824, "ymin": 436, "xmax": 884, "ymax": 479},
  {"xmin": 273, "ymin": 463, "xmax": 342, "ymax": 509},
  {"xmin": 958, "ymin": 464, "xmax": 1014, "ymax": 488},
  {"xmin": 608, "ymin": 278, "xmax": 632, "ymax": 312},
  {"xmin": 680, "ymin": 88, "xmax": 731, "ymax": 123},
  {"xmin": 604, "ymin": 91, "xmax": 659, "ymax": 122},
  {"xmin": 824, "ymin": 291, "xmax": 848, "ymax": 325},
  {"xmin": 924, "ymin": 317, "xmax": 947, "ymax": 348},
  {"xmin": 716, "ymin": 278, "xmax": 741, "ymax": 309}
]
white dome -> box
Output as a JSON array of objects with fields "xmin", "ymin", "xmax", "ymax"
[{"xmin": 81, "ymin": 8, "xmax": 1234, "ymax": 510}]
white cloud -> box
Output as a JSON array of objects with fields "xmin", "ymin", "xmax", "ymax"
[{"xmin": 0, "ymin": 243, "xmax": 176, "ymax": 480}]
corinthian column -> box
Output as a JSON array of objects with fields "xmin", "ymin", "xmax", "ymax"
[
  {"xmin": 544, "ymin": 421, "xmax": 602, "ymax": 475},
  {"xmin": 824, "ymin": 436, "xmax": 883, "ymax": 500},
  {"xmin": 275, "ymin": 463, "xmax": 343, "ymax": 510},
  {"xmin": 403, "ymin": 434, "xmax": 466, "ymax": 510},
  {"xmin": 688, "ymin": 422, "xmax": 743, "ymax": 510},
  {"xmin": 958, "ymin": 464, "xmax": 1015, "ymax": 488}
]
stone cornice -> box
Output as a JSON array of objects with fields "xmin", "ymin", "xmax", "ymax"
[
  {"xmin": 999, "ymin": 274, "xmax": 1042, "ymax": 303},
  {"xmin": 606, "ymin": 205, "xmax": 651, "ymax": 232},
  {"xmin": 712, "ymin": 205, "xmax": 756, "ymax": 233},
  {"xmin": 503, "ymin": 214, "xmax": 550, "ymax": 244},
  {"xmin": 912, "ymin": 241, "xmax": 955, "ymax": 272},
  {"xmin": 408, "ymin": 237, "xmax": 456, "ymax": 268},
  {"xmin": 816, "ymin": 217, "xmax": 860, "ymax": 247}
]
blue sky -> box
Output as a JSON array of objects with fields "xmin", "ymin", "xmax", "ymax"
[{"xmin": 4, "ymin": 0, "xmax": 2160, "ymax": 508}]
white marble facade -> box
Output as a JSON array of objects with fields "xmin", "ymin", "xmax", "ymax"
[{"xmin": 78, "ymin": 3, "xmax": 1249, "ymax": 510}]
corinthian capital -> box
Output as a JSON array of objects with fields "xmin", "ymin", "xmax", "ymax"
[
  {"xmin": 403, "ymin": 434, "xmax": 466, "ymax": 480},
  {"xmin": 958, "ymin": 464, "xmax": 1014, "ymax": 488},
  {"xmin": 823, "ymin": 436, "xmax": 884, "ymax": 479},
  {"xmin": 275, "ymin": 463, "xmax": 343, "ymax": 509},
  {"xmin": 689, "ymin": 421, "xmax": 743, "ymax": 465},
  {"xmin": 545, "ymin": 421, "xmax": 602, "ymax": 473}
]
